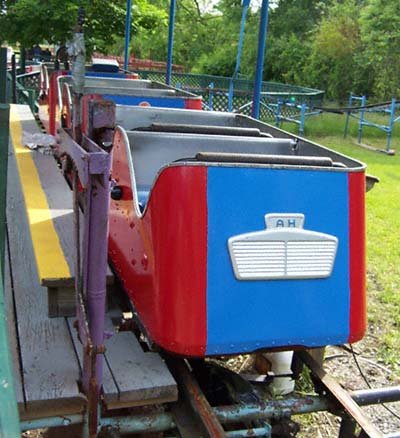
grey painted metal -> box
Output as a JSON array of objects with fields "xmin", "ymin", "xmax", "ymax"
[
  {"xmin": 57, "ymin": 76, "xmax": 198, "ymax": 110},
  {"xmin": 114, "ymin": 105, "xmax": 365, "ymax": 170},
  {"xmin": 126, "ymin": 129, "xmax": 297, "ymax": 187}
]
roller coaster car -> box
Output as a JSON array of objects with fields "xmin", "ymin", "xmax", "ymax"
[
  {"xmin": 38, "ymin": 66, "xmax": 202, "ymax": 135},
  {"xmin": 109, "ymin": 107, "xmax": 366, "ymax": 357}
]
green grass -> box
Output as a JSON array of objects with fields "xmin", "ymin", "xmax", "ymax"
[{"xmin": 281, "ymin": 113, "xmax": 400, "ymax": 373}]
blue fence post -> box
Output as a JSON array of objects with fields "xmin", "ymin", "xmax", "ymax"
[
  {"xmin": 386, "ymin": 98, "xmax": 396, "ymax": 152},
  {"xmin": 252, "ymin": 0, "xmax": 270, "ymax": 119},
  {"xmin": 275, "ymin": 101, "xmax": 281, "ymax": 128},
  {"xmin": 208, "ymin": 83, "xmax": 214, "ymax": 111},
  {"xmin": 123, "ymin": 0, "xmax": 132, "ymax": 72},
  {"xmin": 166, "ymin": 0, "xmax": 176, "ymax": 85},
  {"xmin": 299, "ymin": 103, "xmax": 306, "ymax": 136},
  {"xmin": 344, "ymin": 92, "xmax": 353, "ymax": 138},
  {"xmin": 357, "ymin": 95, "xmax": 367, "ymax": 144}
]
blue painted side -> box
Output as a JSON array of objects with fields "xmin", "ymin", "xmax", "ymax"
[
  {"xmin": 205, "ymin": 167, "xmax": 350, "ymax": 355},
  {"xmin": 102, "ymin": 95, "xmax": 186, "ymax": 108}
]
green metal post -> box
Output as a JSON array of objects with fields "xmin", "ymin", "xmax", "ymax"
[
  {"xmin": 0, "ymin": 48, "xmax": 7, "ymax": 103},
  {"xmin": 20, "ymin": 48, "xmax": 26, "ymax": 75},
  {"xmin": 0, "ymin": 103, "xmax": 9, "ymax": 278},
  {"xmin": 0, "ymin": 48, "xmax": 9, "ymax": 275},
  {"xmin": 0, "ymin": 277, "xmax": 21, "ymax": 438},
  {"xmin": 0, "ymin": 47, "xmax": 20, "ymax": 438}
]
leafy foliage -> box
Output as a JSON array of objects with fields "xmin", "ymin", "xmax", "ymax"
[
  {"xmin": 2, "ymin": 0, "xmax": 400, "ymax": 100},
  {"xmin": 0, "ymin": 0, "xmax": 166, "ymax": 55}
]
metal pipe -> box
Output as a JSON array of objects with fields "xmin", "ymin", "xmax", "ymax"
[
  {"xmin": 100, "ymin": 413, "xmax": 175, "ymax": 434},
  {"xmin": 166, "ymin": 0, "xmax": 176, "ymax": 85},
  {"xmin": 252, "ymin": 0, "xmax": 270, "ymax": 119},
  {"xmin": 352, "ymin": 386, "xmax": 400, "ymax": 406},
  {"xmin": 0, "ymin": 48, "xmax": 6, "ymax": 103},
  {"xmin": 11, "ymin": 54, "xmax": 17, "ymax": 103},
  {"xmin": 21, "ymin": 413, "xmax": 175, "ymax": 434},
  {"xmin": 20, "ymin": 386, "xmax": 400, "ymax": 434},
  {"xmin": 357, "ymin": 95, "xmax": 367, "ymax": 144},
  {"xmin": 20, "ymin": 415, "xmax": 83, "ymax": 432},
  {"xmin": 82, "ymin": 152, "xmax": 111, "ymax": 396},
  {"xmin": 215, "ymin": 386, "xmax": 400, "ymax": 425},
  {"xmin": 226, "ymin": 426, "xmax": 271, "ymax": 437},
  {"xmin": 228, "ymin": 0, "xmax": 250, "ymax": 112},
  {"xmin": 215, "ymin": 395, "xmax": 328, "ymax": 424},
  {"xmin": 124, "ymin": 0, "xmax": 132, "ymax": 71},
  {"xmin": 386, "ymin": 98, "xmax": 396, "ymax": 152}
]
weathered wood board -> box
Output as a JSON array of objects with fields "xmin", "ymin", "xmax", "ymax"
[
  {"xmin": 7, "ymin": 116, "xmax": 86, "ymax": 419},
  {"xmin": 67, "ymin": 316, "xmax": 177, "ymax": 410},
  {"xmin": 10, "ymin": 104, "xmax": 113, "ymax": 317}
]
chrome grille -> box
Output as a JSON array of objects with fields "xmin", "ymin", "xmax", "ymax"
[
  {"xmin": 231, "ymin": 241, "xmax": 285, "ymax": 279},
  {"xmin": 228, "ymin": 213, "xmax": 338, "ymax": 281},
  {"xmin": 286, "ymin": 241, "xmax": 337, "ymax": 277}
]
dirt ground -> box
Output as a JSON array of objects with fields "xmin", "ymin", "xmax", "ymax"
[{"xmin": 297, "ymin": 320, "xmax": 400, "ymax": 437}]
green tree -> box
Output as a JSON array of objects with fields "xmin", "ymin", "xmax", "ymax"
[
  {"xmin": 359, "ymin": 0, "xmax": 400, "ymax": 99},
  {"xmin": 305, "ymin": 0, "xmax": 362, "ymax": 101},
  {"xmin": 0, "ymin": 0, "xmax": 165, "ymax": 55}
]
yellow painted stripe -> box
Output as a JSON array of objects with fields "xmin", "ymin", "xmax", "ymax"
[{"xmin": 9, "ymin": 105, "xmax": 71, "ymax": 281}]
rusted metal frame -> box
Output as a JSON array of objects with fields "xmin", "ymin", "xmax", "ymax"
[
  {"xmin": 20, "ymin": 412, "xmax": 175, "ymax": 434},
  {"xmin": 58, "ymin": 123, "xmax": 111, "ymax": 438},
  {"xmin": 225, "ymin": 426, "xmax": 271, "ymax": 438},
  {"xmin": 299, "ymin": 351, "xmax": 384, "ymax": 438},
  {"xmin": 168, "ymin": 358, "xmax": 227, "ymax": 438},
  {"xmin": 214, "ymin": 387, "xmax": 400, "ymax": 425}
]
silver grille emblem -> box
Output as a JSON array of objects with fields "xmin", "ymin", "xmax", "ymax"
[{"xmin": 228, "ymin": 214, "xmax": 338, "ymax": 281}]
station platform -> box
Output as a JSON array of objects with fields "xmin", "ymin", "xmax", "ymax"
[{"xmin": 5, "ymin": 105, "xmax": 177, "ymax": 420}]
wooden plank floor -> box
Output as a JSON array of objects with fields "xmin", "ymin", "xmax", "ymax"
[
  {"xmin": 6, "ymin": 132, "xmax": 86, "ymax": 420},
  {"xmin": 9, "ymin": 104, "xmax": 113, "ymax": 317},
  {"xmin": 5, "ymin": 104, "xmax": 177, "ymax": 419},
  {"xmin": 67, "ymin": 315, "xmax": 177, "ymax": 410}
]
